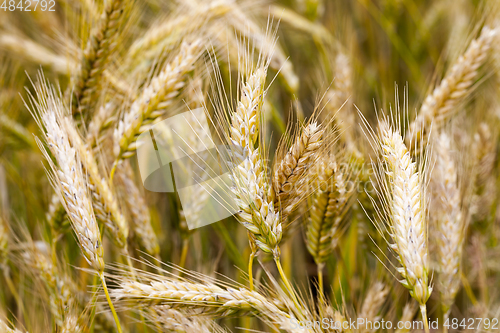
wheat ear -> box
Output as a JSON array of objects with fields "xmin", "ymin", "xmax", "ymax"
[
  {"xmin": 408, "ymin": 26, "xmax": 498, "ymax": 144},
  {"xmin": 86, "ymin": 102, "xmax": 116, "ymax": 149},
  {"xmin": 324, "ymin": 52, "xmax": 360, "ymax": 151},
  {"xmin": 111, "ymin": 276, "xmax": 290, "ymax": 318},
  {"xmin": 22, "ymin": 243, "xmax": 74, "ymax": 328},
  {"xmin": 431, "ymin": 132, "xmax": 465, "ymax": 321},
  {"xmin": 116, "ymin": 161, "xmax": 159, "ymax": 256},
  {"xmin": 69, "ymin": 0, "xmax": 130, "ymax": 113},
  {"xmin": 471, "ymin": 123, "xmax": 496, "ymax": 220},
  {"xmin": 146, "ymin": 307, "xmax": 213, "ymax": 333},
  {"xmin": 305, "ymin": 154, "xmax": 352, "ymax": 294},
  {"xmin": 127, "ymin": 1, "xmax": 229, "ymax": 63},
  {"xmin": 395, "ymin": 301, "xmax": 418, "ymax": 333},
  {"xmin": 46, "ymin": 193, "xmax": 69, "ymax": 237},
  {"xmin": 111, "ymin": 40, "xmax": 202, "ymax": 176},
  {"xmin": 63, "ymin": 118, "xmax": 129, "ymax": 249},
  {"xmin": 28, "ymin": 80, "xmax": 122, "ymax": 333},
  {"xmin": 378, "ymin": 122, "xmax": 431, "ymax": 332},
  {"xmin": 32, "ymin": 88, "xmax": 104, "ymax": 272},
  {"xmin": 273, "ymin": 122, "xmax": 324, "ymax": 219},
  {"xmin": 358, "ymin": 282, "xmax": 389, "ymax": 333},
  {"xmin": 228, "ymin": 68, "xmax": 282, "ymax": 256}
]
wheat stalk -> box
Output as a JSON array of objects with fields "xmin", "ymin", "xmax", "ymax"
[
  {"xmin": 407, "ymin": 26, "xmax": 498, "ymax": 145},
  {"xmin": 111, "ymin": 40, "xmax": 202, "ymax": 176},
  {"xmin": 69, "ymin": 0, "xmax": 130, "ymax": 113},
  {"xmin": 378, "ymin": 121, "xmax": 431, "ymax": 332},
  {"xmin": 273, "ymin": 122, "xmax": 324, "ymax": 219},
  {"xmin": 431, "ymin": 132, "xmax": 465, "ymax": 320}
]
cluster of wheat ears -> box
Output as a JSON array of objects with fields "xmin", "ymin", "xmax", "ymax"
[{"xmin": 1, "ymin": 0, "xmax": 500, "ymax": 332}]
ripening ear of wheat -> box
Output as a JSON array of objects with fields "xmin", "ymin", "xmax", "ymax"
[
  {"xmin": 28, "ymin": 81, "xmax": 105, "ymax": 273},
  {"xmin": 305, "ymin": 152, "xmax": 353, "ymax": 295},
  {"xmin": 64, "ymin": 117, "xmax": 130, "ymax": 250},
  {"xmin": 26, "ymin": 78, "xmax": 123, "ymax": 333},
  {"xmin": 407, "ymin": 26, "xmax": 498, "ymax": 146},
  {"xmin": 228, "ymin": 66, "xmax": 282, "ymax": 256},
  {"xmin": 112, "ymin": 40, "xmax": 203, "ymax": 175},
  {"xmin": 69, "ymin": 0, "xmax": 131, "ymax": 114},
  {"xmin": 375, "ymin": 119, "xmax": 432, "ymax": 333},
  {"xmin": 430, "ymin": 132, "xmax": 466, "ymax": 324},
  {"xmin": 116, "ymin": 161, "xmax": 159, "ymax": 257},
  {"xmin": 358, "ymin": 282, "xmax": 389, "ymax": 333},
  {"xmin": 273, "ymin": 122, "xmax": 325, "ymax": 219}
]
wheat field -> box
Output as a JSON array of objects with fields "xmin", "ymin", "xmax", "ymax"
[{"xmin": 1, "ymin": 0, "xmax": 500, "ymax": 332}]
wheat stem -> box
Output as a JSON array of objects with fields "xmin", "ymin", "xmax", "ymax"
[
  {"xmin": 420, "ymin": 304, "xmax": 430, "ymax": 333},
  {"xmin": 100, "ymin": 273, "xmax": 123, "ymax": 333},
  {"xmin": 317, "ymin": 264, "xmax": 324, "ymax": 297},
  {"xmin": 248, "ymin": 251, "xmax": 256, "ymax": 292},
  {"xmin": 179, "ymin": 239, "xmax": 189, "ymax": 270},
  {"xmin": 274, "ymin": 256, "xmax": 302, "ymax": 318}
]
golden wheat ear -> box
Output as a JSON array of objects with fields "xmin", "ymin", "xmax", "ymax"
[
  {"xmin": 360, "ymin": 103, "xmax": 433, "ymax": 333},
  {"xmin": 430, "ymin": 131, "xmax": 467, "ymax": 324},
  {"xmin": 407, "ymin": 26, "xmax": 498, "ymax": 147}
]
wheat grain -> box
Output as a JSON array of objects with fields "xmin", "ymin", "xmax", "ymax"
[{"xmin": 407, "ymin": 26, "xmax": 498, "ymax": 145}]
